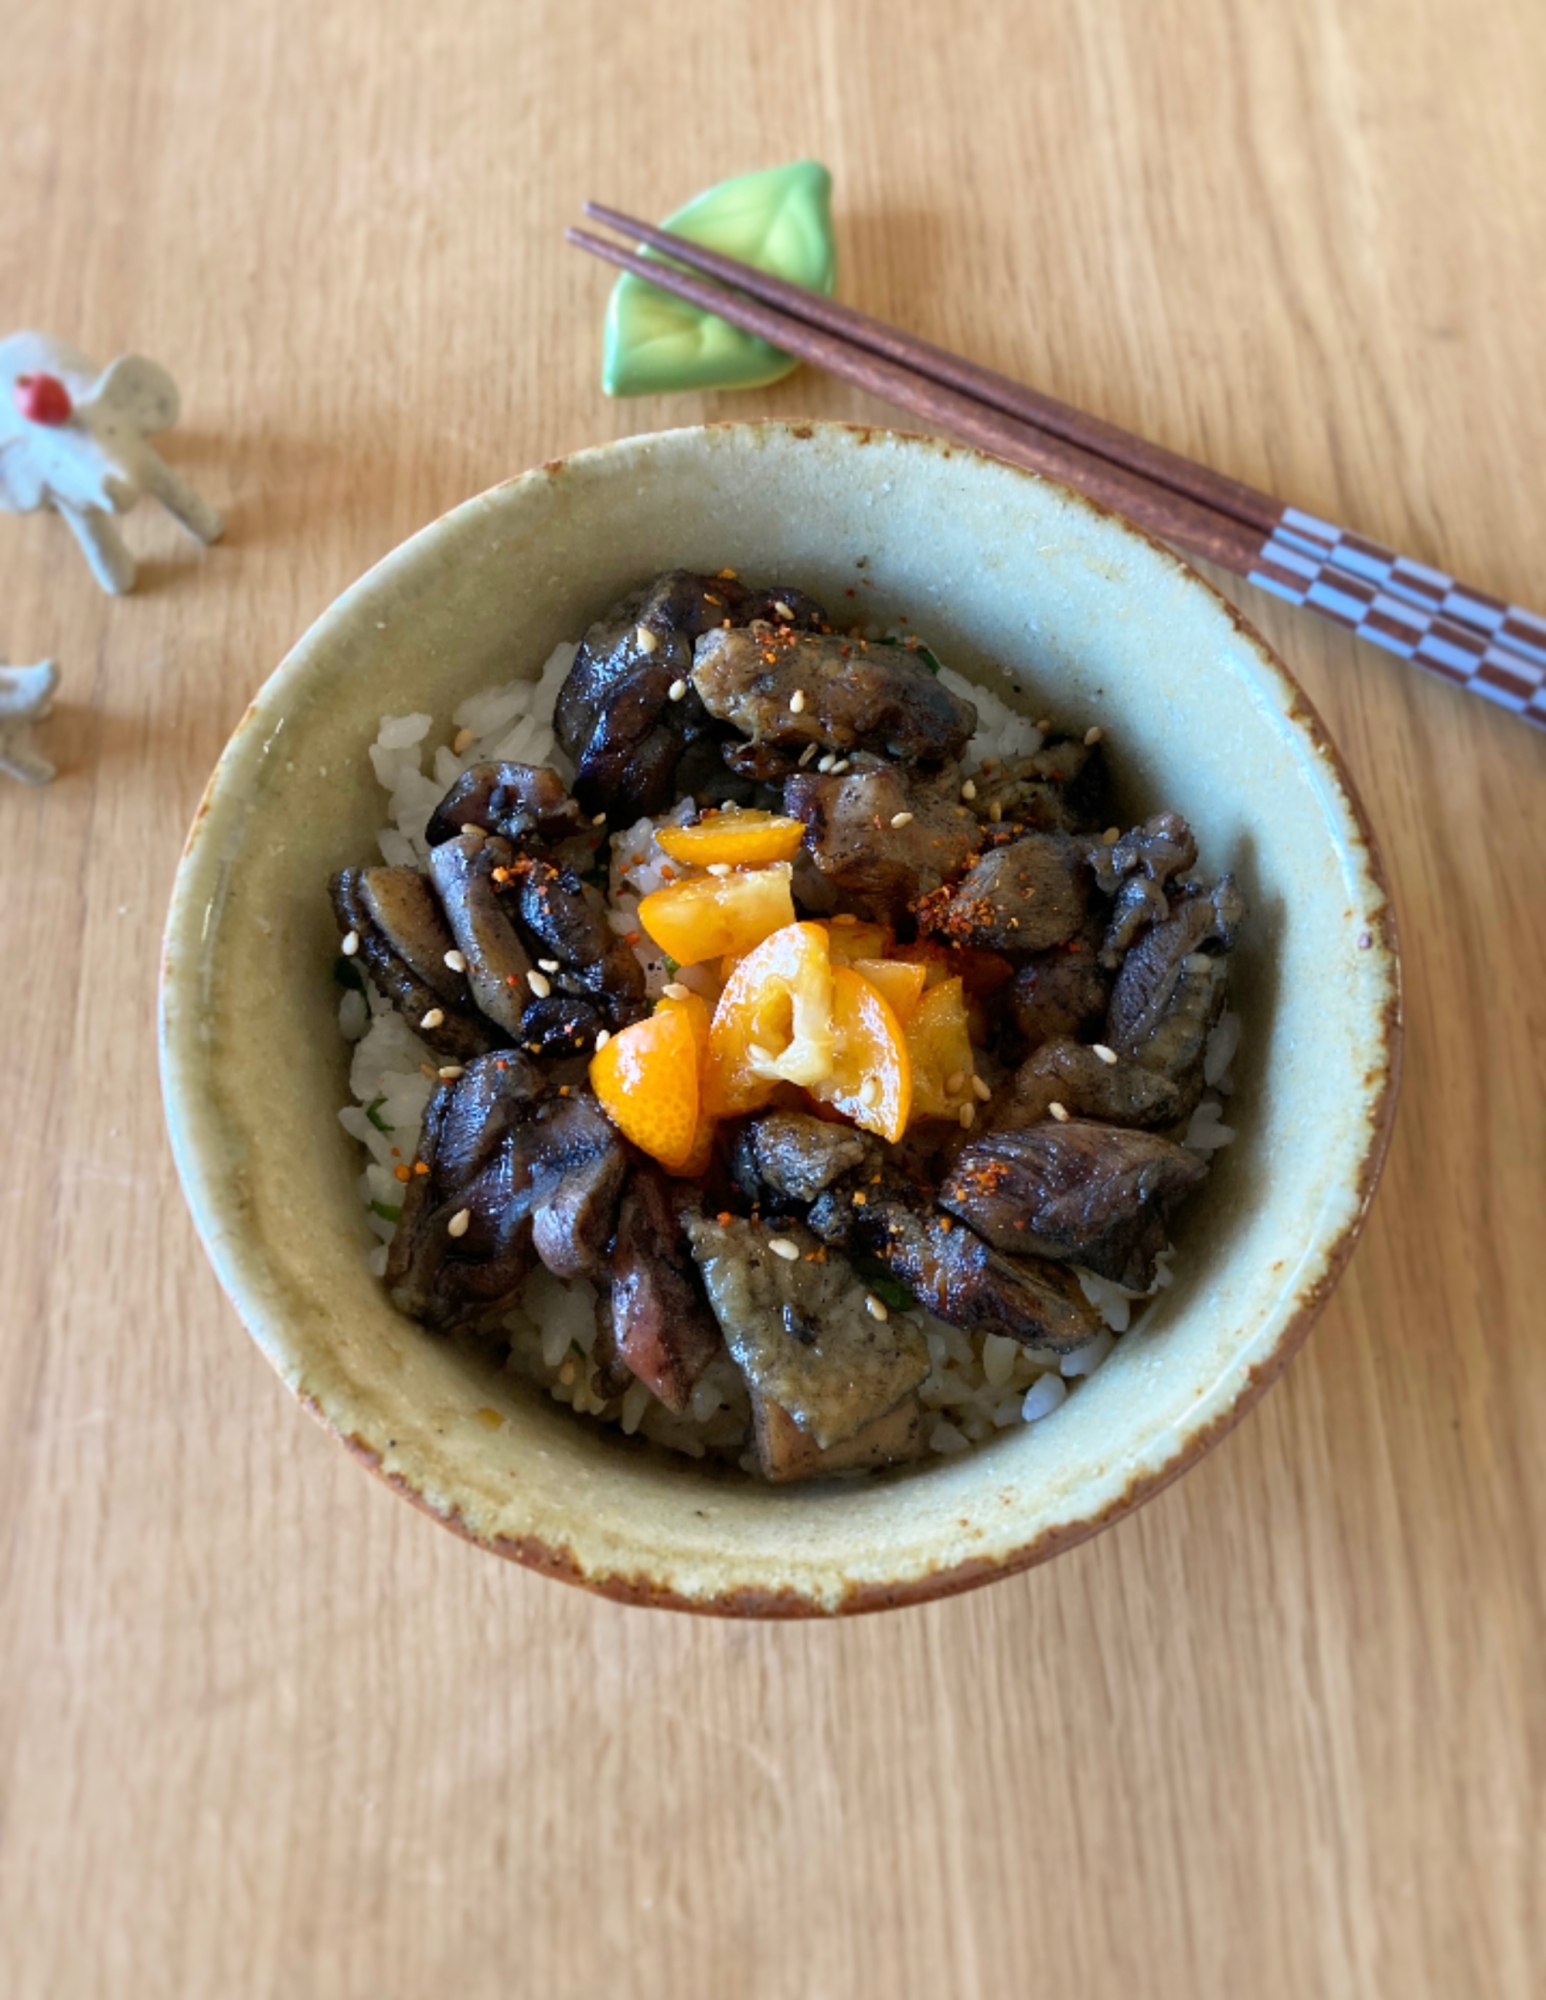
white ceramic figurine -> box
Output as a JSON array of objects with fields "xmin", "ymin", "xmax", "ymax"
[
  {"xmin": 0, "ymin": 658, "xmax": 59, "ymax": 784},
  {"xmin": 0, "ymin": 332, "xmax": 222, "ymax": 594}
]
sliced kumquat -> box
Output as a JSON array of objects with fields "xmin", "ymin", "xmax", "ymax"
[
  {"xmin": 655, "ymin": 808, "xmax": 806, "ymax": 869},
  {"xmin": 637, "ymin": 862, "xmax": 795, "ymax": 966},
  {"xmin": 850, "ymin": 956, "xmax": 927, "ymax": 1026},
  {"xmin": 590, "ymin": 1006, "xmax": 700, "ymax": 1169},
  {"xmin": 704, "ymin": 921, "xmax": 834, "ymax": 1116},
  {"xmin": 809, "ymin": 966, "xmax": 912, "ymax": 1142},
  {"xmin": 656, "ymin": 986, "xmax": 717, "ymax": 1174},
  {"xmin": 824, "ymin": 917, "xmax": 893, "ymax": 964},
  {"xmin": 902, "ymin": 976, "xmax": 977, "ymax": 1123}
]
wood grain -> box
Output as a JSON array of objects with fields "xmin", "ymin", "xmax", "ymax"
[{"xmin": 1, "ymin": 2, "xmax": 1542, "ymax": 1994}]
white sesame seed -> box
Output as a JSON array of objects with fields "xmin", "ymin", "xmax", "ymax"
[
  {"xmin": 419, "ymin": 1063, "xmax": 439, "ymax": 1081},
  {"xmin": 831, "ymin": 760, "xmax": 851, "ymax": 774},
  {"xmin": 1035, "ymin": 718, "xmax": 1052, "ymax": 733},
  {"xmin": 437, "ymin": 1065, "xmax": 465, "ymax": 1080},
  {"xmin": 988, "ymin": 801, "xmax": 1003, "ymax": 822},
  {"xmin": 958, "ymin": 1102, "xmax": 976, "ymax": 1130},
  {"xmin": 789, "ymin": 687, "xmax": 807, "ymax": 714},
  {"xmin": 818, "ymin": 754, "xmax": 836, "ymax": 773},
  {"xmin": 748, "ymin": 1042, "xmax": 775, "ymax": 1065},
  {"xmin": 1102, "ymin": 826, "xmax": 1121, "ymax": 845},
  {"xmin": 772, "ymin": 600, "xmax": 794, "ymax": 621},
  {"xmin": 1084, "ymin": 725, "xmax": 1104, "ymax": 746},
  {"xmin": 420, "ymin": 1008, "xmax": 445, "ymax": 1029},
  {"xmin": 859, "ymin": 1076, "xmax": 881, "ymax": 1107},
  {"xmin": 537, "ymin": 958, "xmax": 560, "ymax": 974},
  {"xmin": 444, "ymin": 949, "xmax": 467, "ymax": 972},
  {"xmin": 460, "ymin": 822, "xmax": 482, "ymax": 837},
  {"xmin": 961, "ymin": 779, "xmax": 977, "ymax": 800},
  {"xmin": 706, "ymin": 861, "xmax": 732, "ymax": 877},
  {"xmin": 636, "ymin": 625, "xmax": 659, "ymax": 654},
  {"xmin": 452, "ymin": 727, "xmax": 473, "ymax": 755},
  {"xmin": 971, "ymin": 1075, "xmax": 991, "ymax": 1102},
  {"xmin": 890, "ymin": 811, "xmax": 914, "ymax": 828},
  {"xmin": 798, "ymin": 742, "xmax": 817, "ymax": 766},
  {"xmin": 447, "ymin": 1208, "xmax": 471, "ymax": 1238},
  {"xmin": 662, "ymin": 982, "xmax": 690, "ymax": 1000},
  {"xmin": 341, "ymin": 929, "xmax": 360, "ymax": 956},
  {"xmin": 945, "ymin": 1069, "xmax": 966, "ymax": 1096},
  {"xmin": 768, "ymin": 1236, "xmax": 800, "ymax": 1260},
  {"xmin": 1049, "ymin": 1101, "xmax": 1071, "ymax": 1122},
  {"xmin": 667, "ymin": 677, "xmax": 688, "ymax": 702},
  {"xmin": 865, "ymin": 1293, "xmax": 889, "ymax": 1322},
  {"xmin": 592, "ymin": 811, "xmax": 608, "ymax": 826},
  {"xmin": 595, "ymin": 1028, "xmax": 611, "ymax": 1049},
  {"xmin": 1093, "ymin": 1043, "xmax": 1119, "ymax": 1066},
  {"xmin": 527, "ymin": 970, "xmax": 551, "ymax": 998}
]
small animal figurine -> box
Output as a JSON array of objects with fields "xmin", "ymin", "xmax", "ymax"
[
  {"xmin": 0, "ymin": 332, "xmax": 222, "ymax": 594},
  {"xmin": 0, "ymin": 658, "xmax": 59, "ymax": 784}
]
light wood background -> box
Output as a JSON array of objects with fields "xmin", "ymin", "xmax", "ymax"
[{"xmin": 2, "ymin": 2, "xmax": 1542, "ymax": 1994}]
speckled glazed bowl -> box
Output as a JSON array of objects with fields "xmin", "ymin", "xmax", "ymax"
[{"xmin": 161, "ymin": 422, "xmax": 1400, "ymax": 1615}]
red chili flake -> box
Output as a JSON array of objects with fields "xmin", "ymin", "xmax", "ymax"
[
  {"xmin": 13, "ymin": 373, "xmax": 72, "ymax": 425},
  {"xmin": 717, "ymin": 1211, "xmax": 732, "ymax": 1225},
  {"xmin": 625, "ymin": 931, "xmax": 641, "ymax": 946},
  {"xmin": 414, "ymin": 1161, "xmax": 430, "ymax": 1176},
  {"xmin": 393, "ymin": 1164, "xmax": 411, "ymax": 1183}
]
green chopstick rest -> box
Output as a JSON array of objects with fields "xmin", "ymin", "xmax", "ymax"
[{"xmin": 601, "ymin": 161, "xmax": 836, "ymax": 397}]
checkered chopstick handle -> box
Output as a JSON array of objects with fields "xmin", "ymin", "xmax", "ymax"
[{"xmin": 1250, "ymin": 507, "xmax": 1546, "ymax": 729}]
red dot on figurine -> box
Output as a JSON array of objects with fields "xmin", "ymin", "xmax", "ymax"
[{"xmin": 13, "ymin": 373, "xmax": 73, "ymax": 426}]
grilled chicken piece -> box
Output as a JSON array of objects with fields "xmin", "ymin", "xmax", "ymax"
[
  {"xmin": 517, "ymin": 992, "xmax": 608, "ymax": 1056},
  {"xmin": 1007, "ymin": 925, "xmax": 1111, "ymax": 1052},
  {"xmin": 1089, "ymin": 812, "xmax": 1200, "ymax": 967},
  {"xmin": 1107, "ymin": 876, "xmax": 1245, "ymax": 1113},
  {"xmin": 838, "ymin": 1197, "xmax": 1102, "ymax": 1353},
  {"xmin": 784, "ymin": 758, "xmax": 980, "ymax": 922},
  {"xmin": 514, "ymin": 857, "xmax": 647, "ymax": 1022},
  {"xmin": 528, "ymin": 1094, "xmax": 632, "ymax": 1283},
  {"xmin": 684, "ymin": 1214, "xmax": 930, "ymax": 1453},
  {"xmin": 386, "ymin": 1053, "xmax": 546, "ymax": 1326},
  {"xmin": 692, "ymin": 625, "xmax": 976, "ymax": 766},
  {"xmin": 750, "ymin": 1391, "xmax": 926, "ymax": 1484},
  {"xmin": 602, "ymin": 1169, "xmax": 723, "ymax": 1413},
  {"xmin": 990, "ymin": 1037, "xmax": 1186, "ymax": 1133},
  {"xmin": 555, "ymin": 571, "xmax": 827, "ymax": 822},
  {"xmin": 330, "ymin": 866, "xmax": 499, "ymax": 1061},
  {"xmin": 386, "ymin": 1058, "xmax": 627, "ymax": 1327},
  {"xmin": 426, "ymin": 833, "xmax": 534, "ymax": 1035},
  {"xmin": 919, "ymin": 831, "xmax": 1091, "ymax": 953},
  {"xmin": 971, "ymin": 736, "xmax": 1112, "ymax": 834},
  {"xmin": 730, "ymin": 1111, "xmax": 878, "ymax": 1209},
  {"xmin": 425, "ymin": 761, "xmax": 588, "ymax": 851},
  {"xmin": 941, "ymin": 1119, "xmax": 1207, "ymax": 1291}
]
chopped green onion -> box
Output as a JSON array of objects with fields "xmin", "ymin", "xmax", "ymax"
[
  {"xmin": 365, "ymin": 1096, "xmax": 393, "ymax": 1133},
  {"xmin": 851, "ymin": 1255, "xmax": 918, "ymax": 1314},
  {"xmin": 878, "ymin": 636, "xmax": 943, "ymax": 676},
  {"xmin": 661, "ymin": 955, "xmax": 680, "ymax": 978},
  {"xmin": 370, "ymin": 1200, "xmax": 402, "ymax": 1223}
]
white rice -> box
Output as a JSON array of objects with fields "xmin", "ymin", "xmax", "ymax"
[{"xmin": 335, "ymin": 630, "xmax": 1243, "ymax": 1472}]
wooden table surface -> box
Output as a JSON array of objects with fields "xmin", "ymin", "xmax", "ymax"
[{"xmin": 3, "ymin": 2, "xmax": 1543, "ymax": 1994}]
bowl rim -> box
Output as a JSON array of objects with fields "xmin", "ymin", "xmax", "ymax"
[{"xmin": 161, "ymin": 417, "xmax": 1403, "ymax": 1616}]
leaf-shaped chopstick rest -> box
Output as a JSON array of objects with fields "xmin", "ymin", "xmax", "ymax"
[{"xmin": 601, "ymin": 161, "xmax": 836, "ymax": 397}]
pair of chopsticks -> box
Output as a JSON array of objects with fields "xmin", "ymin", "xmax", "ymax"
[{"xmin": 568, "ymin": 204, "xmax": 1546, "ymax": 734}]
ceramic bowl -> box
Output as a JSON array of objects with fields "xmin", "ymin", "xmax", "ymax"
[{"xmin": 160, "ymin": 421, "xmax": 1400, "ymax": 1615}]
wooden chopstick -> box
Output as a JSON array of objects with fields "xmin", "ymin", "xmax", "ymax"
[{"xmin": 570, "ymin": 211, "xmax": 1546, "ymax": 732}]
